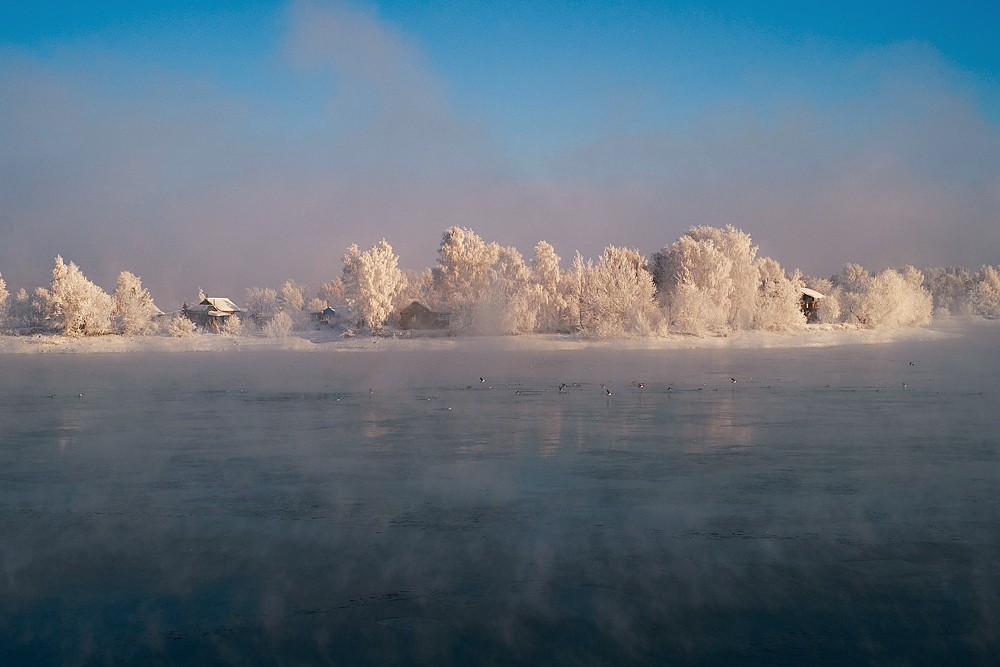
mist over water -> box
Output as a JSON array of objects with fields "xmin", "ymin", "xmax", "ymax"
[{"xmin": 1, "ymin": 325, "xmax": 999, "ymax": 664}]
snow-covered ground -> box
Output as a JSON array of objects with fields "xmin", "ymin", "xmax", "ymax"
[{"xmin": 0, "ymin": 318, "xmax": 968, "ymax": 355}]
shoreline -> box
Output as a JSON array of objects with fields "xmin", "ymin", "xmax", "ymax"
[{"xmin": 0, "ymin": 319, "xmax": 977, "ymax": 355}]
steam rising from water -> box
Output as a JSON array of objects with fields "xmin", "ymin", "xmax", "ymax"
[{"xmin": 1, "ymin": 326, "xmax": 998, "ymax": 663}]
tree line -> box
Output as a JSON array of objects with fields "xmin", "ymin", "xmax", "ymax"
[{"xmin": 2, "ymin": 225, "xmax": 999, "ymax": 338}]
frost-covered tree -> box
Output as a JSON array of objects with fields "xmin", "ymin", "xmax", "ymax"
[
  {"xmin": 318, "ymin": 277, "xmax": 346, "ymax": 306},
  {"xmin": 471, "ymin": 245, "xmax": 535, "ymax": 335},
  {"xmin": 43, "ymin": 256, "xmax": 113, "ymax": 336},
  {"xmin": 654, "ymin": 233, "xmax": 734, "ymax": 334},
  {"xmin": 565, "ymin": 251, "xmax": 587, "ymax": 331},
  {"xmin": 969, "ymin": 265, "xmax": 1000, "ymax": 319},
  {"xmin": 111, "ymin": 271, "xmax": 160, "ymax": 335},
  {"xmin": 279, "ymin": 279, "xmax": 307, "ymax": 317},
  {"xmin": 924, "ymin": 266, "xmax": 973, "ymax": 316},
  {"xmin": 220, "ymin": 313, "xmax": 243, "ymax": 337},
  {"xmin": 0, "ymin": 273, "xmax": 8, "ymax": 330},
  {"xmin": 396, "ymin": 268, "xmax": 434, "ymax": 310},
  {"xmin": 653, "ymin": 225, "xmax": 763, "ymax": 334},
  {"xmin": 850, "ymin": 267, "xmax": 933, "ymax": 328},
  {"xmin": 805, "ymin": 277, "xmax": 835, "ymax": 296},
  {"xmin": 814, "ymin": 289, "xmax": 843, "ymax": 324},
  {"xmin": 244, "ymin": 287, "xmax": 280, "ymax": 327},
  {"xmin": 578, "ymin": 246, "xmax": 659, "ymax": 337},
  {"xmin": 832, "ymin": 263, "xmax": 870, "ymax": 324},
  {"xmin": 342, "ymin": 239, "xmax": 407, "ymax": 331},
  {"xmin": 6, "ymin": 288, "xmax": 48, "ymax": 331},
  {"xmin": 531, "ymin": 241, "xmax": 566, "ymax": 333},
  {"xmin": 689, "ymin": 225, "xmax": 759, "ymax": 328},
  {"xmin": 164, "ymin": 314, "xmax": 196, "ymax": 337},
  {"xmin": 431, "ymin": 227, "xmax": 500, "ymax": 326},
  {"xmin": 262, "ymin": 310, "xmax": 294, "ymax": 338},
  {"xmin": 833, "ymin": 263, "xmax": 870, "ymax": 292},
  {"xmin": 754, "ymin": 258, "xmax": 805, "ymax": 330}
]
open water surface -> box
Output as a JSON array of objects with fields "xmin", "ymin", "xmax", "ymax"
[{"xmin": 1, "ymin": 324, "xmax": 999, "ymax": 665}]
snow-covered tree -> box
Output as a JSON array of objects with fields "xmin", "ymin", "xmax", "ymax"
[
  {"xmin": 431, "ymin": 227, "xmax": 499, "ymax": 326},
  {"xmin": 814, "ymin": 288, "xmax": 843, "ymax": 324},
  {"xmin": 924, "ymin": 266, "xmax": 973, "ymax": 316},
  {"xmin": 805, "ymin": 277, "xmax": 835, "ymax": 296},
  {"xmin": 850, "ymin": 267, "xmax": 933, "ymax": 328},
  {"xmin": 0, "ymin": 273, "xmax": 8, "ymax": 330},
  {"xmin": 652, "ymin": 225, "xmax": 764, "ymax": 334},
  {"xmin": 531, "ymin": 241, "xmax": 566, "ymax": 332},
  {"xmin": 342, "ymin": 239, "xmax": 407, "ymax": 332},
  {"xmin": 244, "ymin": 287, "xmax": 280, "ymax": 327},
  {"xmin": 395, "ymin": 268, "xmax": 434, "ymax": 310},
  {"xmin": 220, "ymin": 313, "xmax": 243, "ymax": 337},
  {"xmin": 279, "ymin": 279, "xmax": 307, "ymax": 317},
  {"xmin": 163, "ymin": 314, "xmax": 196, "ymax": 337},
  {"xmin": 654, "ymin": 233, "xmax": 734, "ymax": 334},
  {"xmin": 969, "ymin": 265, "xmax": 1000, "ymax": 319},
  {"xmin": 833, "ymin": 263, "xmax": 870, "ymax": 292},
  {"xmin": 6, "ymin": 288, "xmax": 48, "ymax": 331},
  {"xmin": 262, "ymin": 310, "xmax": 294, "ymax": 337},
  {"xmin": 318, "ymin": 277, "xmax": 345, "ymax": 306},
  {"xmin": 754, "ymin": 258, "xmax": 806, "ymax": 330},
  {"xmin": 831, "ymin": 263, "xmax": 871, "ymax": 324},
  {"xmin": 689, "ymin": 226, "xmax": 759, "ymax": 328},
  {"xmin": 566, "ymin": 251, "xmax": 587, "ymax": 331},
  {"xmin": 472, "ymin": 245, "xmax": 534, "ymax": 335},
  {"xmin": 43, "ymin": 256, "xmax": 113, "ymax": 336},
  {"xmin": 578, "ymin": 246, "xmax": 659, "ymax": 336},
  {"xmin": 111, "ymin": 271, "xmax": 160, "ymax": 335}
]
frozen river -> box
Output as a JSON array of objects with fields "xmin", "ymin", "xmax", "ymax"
[{"xmin": 2, "ymin": 323, "xmax": 999, "ymax": 665}]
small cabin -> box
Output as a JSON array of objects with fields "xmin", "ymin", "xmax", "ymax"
[
  {"xmin": 800, "ymin": 288, "xmax": 824, "ymax": 323},
  {"xmin": 313, "ymin": 305, "xmax": 351, "ymax": 326},
  {"xmin": 183, "ymin": 297, "xmax": 242, "ymax": 332},
  {"xmin": 313, "ymin": 306, "xmax": 338, "ymax": 325},
  {"xmin": 399, "ymin": 301, "xmax": 449, "ymax": 330}
]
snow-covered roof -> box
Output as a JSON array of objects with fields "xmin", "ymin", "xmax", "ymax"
[
  {"xmin": 200, "ymin": 297, "xmax": 242, "ymax": 313},
  {"xmin": 801, "ymin": 287, "xmax": 825, "ymax": 299}
]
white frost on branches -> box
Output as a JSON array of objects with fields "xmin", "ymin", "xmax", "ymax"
[
  {"xmin": 577, "ymin": 246, "xmax": 659, "ymax": 337},
  {"xmin": 43, "ymin": 256, "xmax": 113, "ymax": 336},
  {"xmin": 244, "ymin": 287, "xmax": 280, "ymax": 327},
  {"xmin": 279, "ymin": 279, "xmax": 307, "ymax": 317},
  {"xmin": 653, "ymin": 226, "xmax": 805, "ymax": 333},
  {"xmin": 0, "ymin": 273, "xmax": 8, "ymax": 330},
  {"xmin": 111, "ymin": 271, "xmax": 161, "ymax": 335},
  {"xmin": 342, "ymin": 239, "xmax": 406, "ymax": 332},
  {"xmin": 431, "ymin": 227, "xmax": 499, "ymax": 329},
  {"xmin": 753, "ymin": 258, "xmax": 805, "ymax": 331},
  {"xmin": 969, "ymin": 265, "xmax": 1000, "ymax": 319},
  {"xmin": 837, "ymin": 265, "xmax": 933, "ymax": 328},
  {"xmin": 531, "ymin": 241, "xmax": 567, "ymax": 333}
]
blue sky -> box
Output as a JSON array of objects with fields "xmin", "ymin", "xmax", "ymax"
[{"xmin": 2, "ymin": 1, "xmax": 998, "ymax": 301}]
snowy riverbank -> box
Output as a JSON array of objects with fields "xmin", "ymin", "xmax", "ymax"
[{"xmin": 0, "ymin": 318, "xmax": 980, "ymax": 355}]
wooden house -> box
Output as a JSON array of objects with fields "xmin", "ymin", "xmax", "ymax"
[
  {"xmin": 800, "ymin": 288, "xmax": 824, "ymax": 323},
  {"xmin": 183, "ymin": 297, "xmax": 242, "ymax": 332},
  {"xmin": 313, "ymin": 306, "xmax": 338, "ymax": 325},
  {"xmin": 398, "ymin": 301, "xmax": 449, "ymax": 330}
]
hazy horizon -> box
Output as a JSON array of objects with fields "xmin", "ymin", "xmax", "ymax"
[{"xmin": 2, "ymin": 1, "xmax": 999, "ymax": 304}]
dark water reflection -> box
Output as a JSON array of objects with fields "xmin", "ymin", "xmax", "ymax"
[{"xmin": 1, "ymin": 326, "xmax": 999, "ymax": 665}]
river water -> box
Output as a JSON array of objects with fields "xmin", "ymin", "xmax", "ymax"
[{"xmin": 1, "ymin": 323, "xmax": 998, "ymax": 665}]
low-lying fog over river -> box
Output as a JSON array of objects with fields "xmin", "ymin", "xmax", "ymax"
[{"xmin": 2, "ymin": 323, "xmax": 999, "ymax": 665}]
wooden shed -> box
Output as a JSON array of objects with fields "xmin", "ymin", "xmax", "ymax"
[
  {"xmin": 800, "ymin": 288, "xmax": 825, "ymax": 323},
  {"xmin": 399, "ymin": 301, "xmax": 449, "ymax": 330}
]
